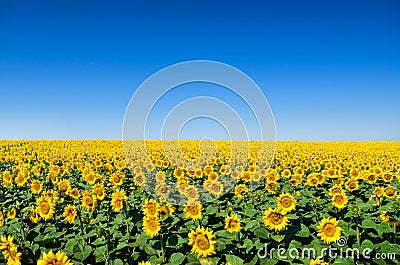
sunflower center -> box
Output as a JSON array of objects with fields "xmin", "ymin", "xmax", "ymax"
[
  {"xmin": 190, "ymin": 206, "xmax": 198, "ymax": 215},
  {"xmin": 148, "ymin": 204, "xmax": 156, "ymax": 215},
  {"xmin": 335, "ymin": 196, "xmax": 343, "ymax": 204},
  {"xmin": 281, "ymin": 197, "xmax": 291, "ymax": 207},
  {"xmin": 195, "ymin": 234, "xmax": 210, "ymax": 250},
  {"xmin": 40, "ymin": 202, "xmax": 50, "ymax": 214},
  {"xmin": 323, "ymin": 224, "xmax": 336, "ymax": 237},
  {"xmin": 270, "ymin": 213, "xmax": 283, "ymax": 225}
]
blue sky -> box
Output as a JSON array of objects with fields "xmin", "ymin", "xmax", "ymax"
[{"xmin": 0, "ymin": 0, "xmax": 399, "ymax": 140}]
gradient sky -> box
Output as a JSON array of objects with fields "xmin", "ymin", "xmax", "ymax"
[{"xmin": 0, "ymin": 0, "xmax": 399, "ymax": 140}]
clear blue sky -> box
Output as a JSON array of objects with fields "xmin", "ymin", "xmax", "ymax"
[{"xmin": 0, "ymin": 0, "xmax": 399, "ymax": 140}]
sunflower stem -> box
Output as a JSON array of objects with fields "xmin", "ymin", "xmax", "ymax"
[{"xmin": 356, "ymin": 225, "xmax": 360, "ymax": 247}]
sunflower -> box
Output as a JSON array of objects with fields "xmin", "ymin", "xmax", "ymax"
[
  {"xmin": 143, "ymin": 198, "xmax": 159, "ymax": 217},
  {"xmin": 7, "ymin": 208, "xmax": 16, "ymax": 220},
  {"xmin": 185, "ymin": 203, "xmax": 202, "ymax": 220},
  {"xmin": 382, "ymin": 172, "xmax": 394, "ymax": 183},
  {"xmin": 37, "ymin": 250, "xmax": 72, "ymax": 265},
  {"xmin": 232, "ymin": 184, "xmax": 247, "ymax": 198},
  {"xmin": 29, "ymin": 207, "xmax": 39, "ymax": 223},
  {"xmin": 0, "ymin": 235, "xmax": 22, "ymax": 264},
  {"xmin": 111, "ymin": 189, "xmax": 127, "ymax": 212},
  {"xmin": 2, "ymin": 171, "xmax": 13, "ymax": 187},
  {"xmin": 57, "ymin": 179, "xmax": 71, "ymax": 194},
  {"xmin": 380, "ymin": 211, "xmax": 390, "ymax": 222},
  {"xmin": 265, "ymin": 181, "xmax": 279, "ymax": 194},
  {"xmin": 188, "ymin": 226, "xmax": 216, "ymax": 258},
  {"xmin": 332, "ymin": 193, "xmax": 348, "ymax": 209},
  {"xmin": 184, "ymin": 186, "xmax": 199, "ymax": 201},
  {"xmin": 225, "ymin": 215, "xmax": 241, "ymax": 233},
  {"xmin": 43, "ymin": 190, "xmax": 59, "ymax": 205},
  {"xmin": 138, "ymin": 262, "xmax": 151, "ymax": 265},
  {"xmin": 92, "ymin": 184, "xmax": 106, "ymax": 201},
  {"xmin": 310, "ymin": 258, "xmax": 328, "ymax": 265},
  {"xmin": 68, "ymin": 188, "xmax": 80, "ymax": 200},
  {"xmin": 142, "ymin": 216, "xmax": 161, "ymax": 237},
  {"xmin": 328, "ymin": 185, "xmax": 344, "ymax": 196},
  {"xmin": 159, "ymin": 204, "xmax": 174, "ymax": 218},
  {"xmin": 81, "ymin": 191, "xmax": 97, "ymax": 211},
  {"xmin": 206, "ymin": 181, "xmax": 224, "ymax": 196},
  {"xmin": 363, "ymin": 172, "xmax": 378, "ymax": 184},
  {"xmin": 317, "ymin": 217, "xmax": 342, "ymax": 244},
  {"xmin": 36, "ymin": 196, "xmax": 55, "ymax": 221},
  {"xmin": 373, "ymin": 187, "xmax": 384, "ymax": 197},
  {"xmin": 30, "ymin": 179, "xmax": 43, "ymax": 194},
  {"xmin": 263, "ymin": 208, "xmax": 289, "ymax": 231},
  {"xmin": 155, "ymin": 183, "xmax": 171, "ymax": 197},
  {"xmin": 134, "ymin": 173, "xmax": 146, "ymax": 187},
  {"xmin": 277, "ymin": 193, "xmax": 297, "ymax": 214},
  {"xmin": 345, "ymin": 178, "xmax": 359, "ymax": 192},
  {"xmin": 384, "ymin": 185, "xmax": 397, "ymax": 198},
  {"xmin": 63, "ymin": 205, "xmax": 77, "ymax": 224},
  {"xmin": 110, "ymin": 172, "xmax": 124, "ymax": 186},
  {"xmin": 15, "ymin": 172, "xmax": 27, "ymax": 187}
]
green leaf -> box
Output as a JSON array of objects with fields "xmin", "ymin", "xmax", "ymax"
[
  {"xmin": 295, "ymin": 224, "xmax": 310, "ymax": 237},
  {"xmin": 94, "ymin": 246, "xmax": 107, "ymax": 262},
  {"xmin": 254, "ymin": 227, "xmax": 269, "ymax": 239},
  {"xmin": 226, "ymin": 254, "xmax": 244, "ymax": 265},
  {"xmin": 113, "ymin": 259, "xmax": 124, "ymax": 265},
  {"xmin": 74, "ymin": 245, "xmax": 92, "ymax": 262},
  {"xmin": 244, "ymin": 220, "xmax": 259, "ymax": 230},
  {"xmin": 92, "ymin": 237, "xmax": 106, "ymax": 245},
  {"xmin": 169, "ymin": 253, "xmax": 185, "ymax": 265},
  {"xmin": 361, "ymin": 219, "xmax": 376, "ymax": 229},
  {"xmin": 361, "ymin": 239, "xmax": 373, "ymax": 250},
  {"xmin": 271, "ymin": 234, "xmax": 285, "ymax": 242}
]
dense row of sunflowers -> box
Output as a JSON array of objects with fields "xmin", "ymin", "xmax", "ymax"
[{"xmin": 0, "ymin": 140, "xmax": 399, "ymax": 264}]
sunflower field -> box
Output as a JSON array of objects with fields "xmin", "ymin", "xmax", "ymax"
[{"xmin": 0, "ymin": 140, "xmax": 399, "ymax": 265}]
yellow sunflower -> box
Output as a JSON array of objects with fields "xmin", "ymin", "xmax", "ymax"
[
  {"xmin": 57, "ymin": 179, "xmax": 71, "ymax": 194},
  {"xmin": 36, "ymin": 197, "xmax": 55, "ymax": 221},
  {"xmin": 2, "ymin": 171, "xmax": 13, "ymax": 187},
  {"xmin": 143, "ymin": 198, "xmax": 159, "ymax": 217},
  {"xmin": 92, "ymin": 184, "xmax": 106, "ymax": 201},
  {"xmin": 29, "ymin": 207, "xmax": 39, "ymax": 223},
  {"xmin": 68, "ymin": 188, "xmax": 80, "ymax": 200},
  {"xmin": 384, "ymin": 185, "xmax": 397, "ymax": 198},
  {"xmin": 328, "ymin": 185, "xmax": 344, "ymax": 196},
  {"xmin": 81, "ymin": 191, "xmax": 97, "ymax": 211},
  {"xmin": 0, "ymin": 235, "xmax": 22, "ymax": 264},
  {"xmin": 142, "ymin": 216, "xmax": 161, "ymax": 237},
  {"xmin": 310, "ymin": 258, "xmax": 328, "ymax": 265},
  {"xmin": 159, "ymin": 204, "xmax": 174, "ymax": 218},
  {"xmin": 234, "ymin": 184, "xmax": 249, "ymax": 198},
  {"xmin": 277, "ymin": 193, "xmax": 297, "ymax": 214},
  {"xmin": 63, "ymin": 205, "xmax": 77, "ymax": 224},
  {"xmin": 331, "ymin": 193, "xmax": 348, "ymax": 209},
  {"xmin": 111, "ymin": 189, "xmax": 127, "ymax": 212},
  {"xmin": 37, "ymin": 250, "xmax": 72, "ymax": 265},
  {"xmin": 185, "ymin": 203, "xmax": 203, "ymax": 220},
  {"xmin": 188, "ymin": 226, "xmax": 216, "ymax": 258},
  {"xmin": 7, "ymin": 208, "xmax": 16, "ymax": 220},
  {"xmin": 345, "ymin": 178, "xmax": 359, "ymax": 192},
  {"xmin": 30, "ymin": 179, "xmax": 43, "ymax": 194},
  {"xmin": 317, "ymin": 217, "xmax": 342, "ymax": 244},
  {"xmin": 224, "ymin": 215, "xmax": 241, "ymax": 233},
  {"xmin": 373, "ymin": 187, "xmax": 384, "ymax": 197},
  {"xmin": 263, "ymin": 208, "xmax": 289, "ymax": 231}
]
